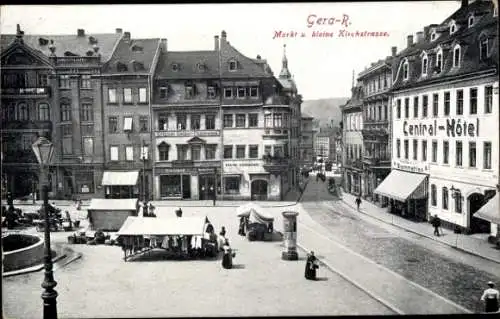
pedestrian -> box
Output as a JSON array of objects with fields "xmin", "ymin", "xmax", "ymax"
[
  {"xmin": 431, "ymin": 214, "xmax": 441, "ymax": 236},
  {"xmin": 304, "ymin": 251, "xmax": 319, "ymax": 280},
  {"xmin": 238, "ymin": 216, "xmax": 246, "ymax": 236},
  {"xmin": 355, "ymin": 196, "xmax": 362, "ymax": 211},
  {"xmin": 221, "ymin": 239, "xmax": 235, "ymax": 269},
  {"xmin": 220, "ymin": 226, "xmax": 226, "ymax": 237},
  {"xmin": 481, "ymin": 281, "xmax": 500, "ymax": 313}
]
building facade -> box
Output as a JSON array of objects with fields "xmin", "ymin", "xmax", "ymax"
[
  {"xmin": 357, "ymin": 48, "xmax": 395, "ymax": 205},
  {"xmin": 377, "ymin": 0, "xmax": 499, "ymax": 234},
  {"xmin": 341, "ymin": 85, "xmax": 364, "ymax": 194},
  {"xmin": 300, "ymin": 114, "xmax": 315, "ymax": 166}
]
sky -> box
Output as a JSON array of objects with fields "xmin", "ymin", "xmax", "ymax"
[{"xmin": 0, "ymin": 2, "xmax": 461, "ymax": 100}]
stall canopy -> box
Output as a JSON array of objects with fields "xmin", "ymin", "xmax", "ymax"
[
  {"xmin": 474, "ymin": 194, "xmax": 500, "ymax": 225},
  {"xmin": 374, "ymin": 170, "xmax": 427, "ymax": 202},
  {"xmin": 236, "ymin": 203, "xmax": 274, "ymax": 223},
  {"xmin": 101, "ymin": 171, "xmax": 139, "ymax": 186},
  {"xmin": 117, "ymin": 216, "xmax": 208, "ymax": 236},
  {"xmin": 88, "ymin": 198, "xmax": 138, "ymax": 211}
]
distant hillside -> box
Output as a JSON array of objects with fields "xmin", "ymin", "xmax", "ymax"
[{"xmin": 301, "ymin": 98, "xmax": 349, "ymax": 128}]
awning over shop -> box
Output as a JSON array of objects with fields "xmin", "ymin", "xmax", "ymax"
[
  {"xmin": 474, "ymin": 194, "xmax": 500, "ymax": 224},
  {"xmin": 116, "ymin": 216, "xmax": 208, "ymax": 236},
  {"xmin": 101, "ymin": 171, "xmax": 139, "ymax": 186},
  {"xmin": 88, "ymin": 198, "xmax": 138, "ymax": 211},
  {"xmin": 374, "ymin": 170, "xmax": 427, "ymax": 202}
]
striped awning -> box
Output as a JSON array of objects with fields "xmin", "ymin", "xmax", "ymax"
[
  {"xmin": 374, "ymin": 170, "xmax": 428, "ymax": 202},
  {"xmin": 101, "ymin": 171, "xmax": 139, "ymax": 186},
  {"xmin": 474, "ymin": 194, "xmax": 500, "ymax": 224}
]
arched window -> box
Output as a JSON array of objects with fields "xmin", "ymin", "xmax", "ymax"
[
  {"xmin": 431, "ymin": 184, "xmax": 437, "ymax": 206},
  {"xmin": 436, "ymin": 48, "xmax": 443, "ymax": 72},
  {"xmin": 17, "ymin": 102, "xmax": 29, "ymax": 121},
  {"xmin": 450, "ymin": 23, "xmax": 456, "ymax": 35},
  {"xmin": 442, "ymin": 187, "xmax": 449, "ymax": 210},
  {"xmin": 421, "ymin": 52, "xmax": 428, "ymax": 75},
  {"xmin": 431, "ymin": 31, "xmax": 437, "ymax": 41},
  {"xmin": 158, "ymin": 142, "xmax": 170, "ymax": 161},
  {"xmin": 453, "ymin": 44, "xmax": 461, "ymax": 68},
  {"xmin": 402, "ymin": 59, "xmax": 409, "ymax": 80},
  {"xmin": 38, "ymin": 103, "xmax": 50, "ymax": 121}
]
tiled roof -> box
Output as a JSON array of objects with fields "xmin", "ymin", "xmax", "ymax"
[
  {"xmin": 155, "ymin": 51, "xmax": 220, "ymax": 79},
  {"xmin": 392, "ymin": 1, "xmax": 498, "ymax": 91},
  {"xmin": 220, "ymin": 38, "xmax": 273, "ymax": 79},
  {"xmin": 358, "ymin": 57, "xmax": 393, "ymax": 80},
  {"xmin": 342, "ymin": 86, "xmax": 364, "ymax": 111},
  {"xmin": 102, "ymin": 38, "xmax": 160, "ymax": 74},
  {"xmin": 0, "ymin": 33, "xmax": 122, "ymax": 62}
]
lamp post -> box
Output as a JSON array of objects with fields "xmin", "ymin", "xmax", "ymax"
[
  {"xmin": 32, "ymin": 136, "xmax": 58, "ymax": 319},
  {"xmin": 142, "ymin": 141, "xmax": 148, "ymax": 217}
]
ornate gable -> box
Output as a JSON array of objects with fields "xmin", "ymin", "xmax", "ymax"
[{"xmin": 1, "ymin": 39, "xmax": 53, "ymax": 68}]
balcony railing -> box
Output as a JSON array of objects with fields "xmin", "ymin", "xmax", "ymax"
[
  {"xmin": 263, "ymin": 128, "xmax": 289, "ymax": 138},
  {"xmin": 155, "ymin": 129, "xmax": 220, "ymax": 138},
  {"xmin": 1, "ymin": 87, "xmax": 51, "ymax": 96}
]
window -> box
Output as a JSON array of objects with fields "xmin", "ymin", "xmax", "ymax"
[
  {"xmin": 273, "ymin": 113, "xmax": 283, "ymax": 127},
  {"xmin": 206, "ymin": 115, "xmax": 215, "ymax": 130},
  {"xmin": 38, "ymin": 74, "xmax": 48, "ymax": 87},
  {"xmin": 453, "ymin": 45, "xmax": 461, "ymax": 68},
  {"xmin": 456, "ymin": 141, "xmax": 463, "ymax": 166},
  {"xmin": 402, "ymin": 60, "xmax": 409, "ymax": 80},
  {"xmin": 455, "ymin": 190, "xmax": 462, "ymax": 214},
  {"xmin": 171, "ymin": 63, "xmax": 179, "ymax": 71},
  {"xmin": 223, "ymin": 114, "xmax": 233, "ymax": 128},
  {"xmin": 443, "ymin": 141, "xmax": 449, "ymax": 164},
  {"xmin": 224, "ymin": 176, "xmax": 240, "ymax": 194},
  {"xmin": 191, "ymin": 114, "xmax": 201, "ymax": 130},
  {"xmin": 404, "ymin": 140, "xmax": 409, "ymax": 159},
  {"xmin": 141, "ymin": 145, "xmax": 149, "ymax": 160},
  {"xmin": 456, "ymin": 90, "xmax": 463, "ymax": 115},
  {"xmin": 436, "ymin": 51, "xmax": 443, "ymax": 72},
  {"xmin": 484, "ymin": 142, "xmax": 492, "ymax": 169},
  {"xmin": 124, "ymin": 117, "xmax": 133, "ymax": 131},
  {"xmin": 432, "ymin": 93, "xmax": 439, "ymax": 117},
  {"xmin": 38, "ymin": 103, "xmax": 50, "ymax": 121},
  {"xmin": 450, "ymin": 23, "xmax": 456, "ymax": 34},
  {"xmin": 404, "ymin": 98, "xmax": 409, "ymax": 118},
  {"xmin": 60, "ymin": 103, "xmax": 71, "ymax": 121},
  {"xmin": 422, "ymin": 95, "xmax": 428, "ymax": 117},
  {"xmin": 413, "ymin": 140, "xmax": 418, "ymax": 160},
  {"xmin": 249, "ymin": 114, "xmax": 258, "ymax": 127},
  {"xmin": 249, "ymin": 145, "xmax": 258, "ymax": 158},
  {"xmin": 110, "ymin": 146, "xmax": 119, "ymax": 161},
  {"xmin": 229, "ymin": 60, "xmax": 237, "ymax": 71},
  {"xmin": 413, "ymin": 96, "xmax": 419, "ymax": 118},
  {"xmin": 432, "ymin": 141, "xmax": 438, "ymax": 162},
  {"xmin": 442, "ymin": 187, "xmax": 449, "ymax": 210},
  {"xmin": 469, "ymin": 142, "xmax": 476, "ymax": 167},
  {"xmin": 125, "ymin": 146, "xmax": 134, "ymax": 161},
  {"xmin": 468, "ymin": 16, "xmax": 474, "ymax": 27},
  {"xmin": 422, "ymin": 140, "xmax": 427, "ymax": 161},
  {"xmin": 191, "ymin": 145, "xmax": 201, "ymax": 161},
  {"xmin": 139, "ymin": 116, "xmax": 148, "ymax": 132},
  {"xmin": 431, "ymin": 184, "xmax": 437, "ymax": 206},
  {"xmin": 59, "ymin": 75, "xmax": 70, "ymax": 89},
  {"xmin": 224, "ymin": 87, "xmax": 233, "ymax": 98},
  {"xmin": 431, "ymin": 32, "xmax": 437, "ymax": 41},
  {"xmin": 274, "ymin": 145, "xmax": 284, "ymax": 157},
  {"xmin": 185, "ymin": 83, "xmax": 194, "ymax": 99},
  {"xmin": 81, "ymin": 103, "xmax": 93, "ymax": 121},
  {"xmin": 469, "ymin": 87, "xmax": 478, "ymax": 114},
  {"xmin": 205, "ymin": 144, "xmax": 216, "ymax": 160},
  {"xmin": 480, "ymin": 37, "xmax": 488, "ymax": 61},
  {"xmin": 224, "ymin": 145, "xmax": 233, "ymax": 159},
  {"xmin": 109, "ymin": 116, "xmax": 118, "ymax": 133},
  {"xmin": 158, "ymin": 113, "xmax": 168, "ymax": 131},
  {"xmin": 177, "ymin": 114, "xmax": 187, "ymax": 130},
  {"xmin": 177, "ymin": 145, "xmax": 188, "ymax": 160},
  {"xmin": 108, "ymin": 88, "xmax": 117, "ymax": 103},
  {"xmin": 396, "ymin": 99, "xmax": 401, "ymax": 119},
  {"xmin": 444, "ymin": 92, "xmax": 450, "ymax": 116},
  {"xmin": 236, "ymin": 114, "xmax": 246, "ymax": 128},
  {"xmin": 384, "ymin": 105, "xmax": 388, "ymax": 120},
  {"xmin": 207, "ymin": 86, "xmax": 216, "ymax": 99},
  {"xmin": 264, "ymin": 145, "xmax": 272, "ymax": 156},
  {"xmin": 80, "ymin": 75, "xmax": 91, "ymax": 89},
  {"xmin": 485, "ymin": 86, "xmax": 493, "ymax": 113},
  {"xmin": 237, "ymin": 87, "xmax": 246, "ymax": 98},
  {"xmin": 250, "ymin": 86, "xmax": 259, "ymax": 97},
  {"xmin": 139, "ymin": 88, "xmax": 148, "ymax": 103},
  {"xmin": 158, "ymin": 142, "xmax": 169, "ymax": 161},
  {"xmin": 83, "ymin": 137, "xmax": 93, "ymax": 156},
  {"xmin": 159, "ymin": 87, "xmax": 168, "ymax": 99},
  {"xmin": 422, "ymin": 54, "xmax": 428, "ymax": 75},
  {"xmin": 122, "ymin": 88, "xmax": 133, "ymax": 104},
  {"xmin": 63, "ymin": 132, "xmax": 73, "ymax": 155},
  {"xmin": 81, "ymin": 124, "xmax": 94, "ymax": 136},
  {"xmin": 236, "ymin": 145, "xmax": 245, "ymax": 158}
]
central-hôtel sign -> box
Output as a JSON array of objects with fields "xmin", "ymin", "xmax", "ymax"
[{"xmin": 403, "ymin": 118, "xmax": 479, "ymax": 137}]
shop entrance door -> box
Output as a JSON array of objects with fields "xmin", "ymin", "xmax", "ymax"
[
  {"xmin": 251, "ymin": 180, "xmax": 268, "ymax": 200},
  {"xmin": 199, "ymin": 175, "xmax": 215, "ymax": 200},
  {"xmin": 469, "ymin": 193, "xmax": 490, "ymax": 233},
  {"xmin": 182, "ymin": 175, "xmax": 191, "ymax": 199}
]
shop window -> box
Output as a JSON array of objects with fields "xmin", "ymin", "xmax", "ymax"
[
  {"xmin": 249, "ymin": 145, "xmax": 258, "ymax": 158},
  {"xmin": 191, "ymin": 114, "xmax": 201, "ymax": 130},
  {"xmin": 206, "ymin": 115, "xmax": 215, "ymax": 130},
  {"xmin": 456, "ymin": 141, "xmax": 463, "ymax": 166},
  {"xmin": 224, "ymin": 145, "xmax": 233, "ymax": 159},
  {"xmin": 236, "ymin": 114, "xmax": 246, "ymax": 128},
  {"xmin": 38, "ymin": 103, "xmax": 50, "ymax": 121},
  {"xmin": 224, "ymin": 176, "xmax": 240, "ymax": 194},
  {"xmin": 469, "ymin": 142, "xmax": 476, "ymax": 167},
  {"xmin": 75, "ymin": 171, "xmax": 94, "ymax": 194},
  {"xmin": 161, "ymin": 175, "xmax": 181, "ymax": 198},
  {"xmin": 158, "ymin": 142, "xmax": 169, "ymax": 161},
  {"xmin": 223, "ymin": 114, "xmax": 233, "ymax": 128},
  {"xmin": 236, "ymin": 145, "xmax": 245, "ymax": 159},
  {"xmin": 469, "ymin": 87, "xmax": 477, "ymax": 114},
  {"xmin": 442, "ymin": 187, "xmax": 448, "ymax": 210},
  {"xmin": 431, "ymin": 184, "xmax": 437, "ymax": 206},
  {"xmin": 483, "ymin": 142, "xmax": 492, "ymax": 169},
  {"xmin": 191, "ymin": 145, "xmax": 201, "ymax": 161},
  {"xmin": 205, "ymin": 144, "xmax": 216, "ymax": 160},
  {"xmin": 485, "ymin": 86, "xmax": 493, "ymax": 114}
]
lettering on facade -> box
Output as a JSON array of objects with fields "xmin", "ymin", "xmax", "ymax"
[
  {"xmin": 224, "ymin": 162, "xmax": 261, "ymax": 167},
  {"xmin": 403, "ymin": 118, "xmax": 479, "ymax": 137},
  {"xmin": 394, "ymin": 162, "xmax": 426, "ymax": 173},
  {"xmin": 155, "ymin": 130, "xmax": 220, "ymax": 138}
]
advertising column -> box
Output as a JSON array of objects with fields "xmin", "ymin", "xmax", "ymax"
[{"xmin": 282, "ymin": 211, "xmax": 299, "ymax": 260}]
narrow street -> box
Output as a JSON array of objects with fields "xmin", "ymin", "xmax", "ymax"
[{"xmin": 300, "ymin": 176, "xmax": 500, "ymax": 312}]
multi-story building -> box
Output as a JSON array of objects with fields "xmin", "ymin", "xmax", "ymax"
[
  {"xmin": 314, "ymin": 129, "xmax": 336, "ymax": 160},
  {"xmin": 1, "ymin": 26, "xmax": 122, "ymax": 199},
  {"xmin": 99, "ymin": 31, "xmax": 162, "ymax": 199},
  {"xmin": 357, "ymin": 48, "xmax": 395, "ymax": 205},
  {"xmin": 300, "ymin": 113, "xmax": 315, "ymax": 166},
  {"xmin": 341, "ymin": 85, "xmax": 364, "ymax": 195},
  {"xmin": 151, "ymin": 31, "xmax": 300, "ymax": 201},
  {"xmin": 333, "ymin": 132, "xmax": 343, "ymax": 165},
  {"xmin": 375, "ymin": 0, "xmax": 499, "ymax": 234}
]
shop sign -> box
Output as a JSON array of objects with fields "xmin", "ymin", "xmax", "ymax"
[
  {"xmin": 403, "ymin": 118, "xmax": 479, "ymax": 138},
  {"xmin": 156, "ymin": 168, "xmax": 197, "ymax": 175},
  {"xmin": 392, "ymin": 160, "xmax": 428, "ymax": 173},
  {"xmin": 224, "ymin": 161, "xmax": 262, "ymax": 168},
  {"xmin": 155, "ymin": 130, "xmax": 220, "ymax": 138},
  {"xmin": 198, "ymin": 168, "xmax": 216, "ymax": 174}
]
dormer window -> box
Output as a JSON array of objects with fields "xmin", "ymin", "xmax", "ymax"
[
  {"xmin": 453, "ymin": 44, "xmax": 461, "ymax": 68},
  {"xmin": 197, "ymin": 63, "xmax": 205, "ymax": 72},
  {"xmin": 229, "ymin": 60, "xmax": 237, "ymax": 71},
  {"xmin": 480, "ymin": 36, "xmax": 489, "ymax": 60},
  {"xmin": 449, "ymin": 21, "xmax": 457, "ymax": 35},
  {"xmin": 436, "ymin": 48, "xmax": 443, "ymax": 73},
  {"xmin": 422, "ymin": 52, "xmax": 428, "ymax": 76},
  {"xmin": 468, "ymin": 16, "xmax": 475, "ymax": 28},
  {"xmin": 431, "ymin": 31, "xmax": 437, "ymax": 41},
  {"xmin": 171, "ymin": 63, "xmax": 179, "ymax": 72},
  {"xmin": 116, "ymin": 62, "xmax": 128, "ymax": 72},
  {"xmin": 402, "ymin": 59, "xmax": 409, "ymax": 80},
  {"xmin": 131, "ymin": 44, "xmax": 143, "ymax": 52},
  {"xmin": 185, "ymin": 82, "xmax": 194, "ymax": 99}
]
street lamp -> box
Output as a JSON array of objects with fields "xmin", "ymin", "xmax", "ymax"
[
  {"xmin": 32, "ymin": 136, "xmax": 58, "ymax": 319},
  {"xmin": 141, "ymin": 141, "xmax": 148, "ymax": 217}
]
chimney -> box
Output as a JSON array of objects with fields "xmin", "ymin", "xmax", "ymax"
[
  {"xmin": 124, "ymin": 32, "xmax": 131, "ymax": 40},
  {"xmin": 256, "ymin": 55, "xmax": 261, "ymax": 60},
  {"xmin": 214, "ymin": 35, "xmax": 219, "ymax": 51},
  {"xmin": 416, "ymin": 31, "xmax": 424, "ymax": 43},
  {"xmin": 221, "ymin": 30, "xmax": 227, "ymax": 42},
  {"xmin": 391, "ymin": 46, "xmax": 397, "ymax": 57},
  {"xmin": 407, "ymin": 34, "xmax": 414, "ymax": 48},
  {"xmin": 423, "ymin": 26, "xmax": 430, "ymax": 40},
  {"xmin": 461, "ymin": 0, "xmax": 468, "ymax": 8},
  {"xmin": 160, "ymin": 38, "xmax": 167, "ymax": 52},
  {"xmin": 116, "ymin": 28, "xmax": 123, "ymax": 34},
  {"xmin": 77, "ymin": 29, "xmax": 85, "ymax": 37}
]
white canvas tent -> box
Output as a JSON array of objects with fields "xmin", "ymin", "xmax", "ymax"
[
  {"xmin": 236, "ymin": 203, "xmax": 274, "ymax": 224},
  {"xmin": 117, "ymin": 216, "xmax": 208, "ymax": 236}
]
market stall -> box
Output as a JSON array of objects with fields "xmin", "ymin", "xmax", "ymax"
[
  {"xmin": 87, "ymin": 198, "xmax": 138, "ymax": 232},
  {"xmin": 236, "ymin": 203, "xmax": 275, "ymax": 241}
]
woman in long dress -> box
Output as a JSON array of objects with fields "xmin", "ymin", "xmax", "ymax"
[
  {"xmin": 221, "ymin": 239, "xmax": 233, "ymax": 269},
  {"xmin": 304, "ymin": 251, "xmax": 319, "ymax": 280}
]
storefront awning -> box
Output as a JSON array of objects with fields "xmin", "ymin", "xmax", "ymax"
[
  {"xmin": 88, "ymin": 198, "xmax": 138, "ymax": 211},
  {"xmin": 474, "ymin": 194, "xmax": 500, "ymax": 224},
  {"xmin": 101, "ymin": 171, "xmax": 139, "ymax": 186},
  {"xmin": 374, "ymin": 170, "xmax": 427, "ymax": 202}
]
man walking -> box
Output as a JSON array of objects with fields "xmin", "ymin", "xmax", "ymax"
[
  {"xmin": 481, "ymin": 281, "xmax": 499, "ymax": 313},
  {"xmin": 431, "ymin": 214, "xmax": 441, "ymax": 236},
  {"xmin": 355, "ymin": 196, "xmax": 362, "ymax": 211}
]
